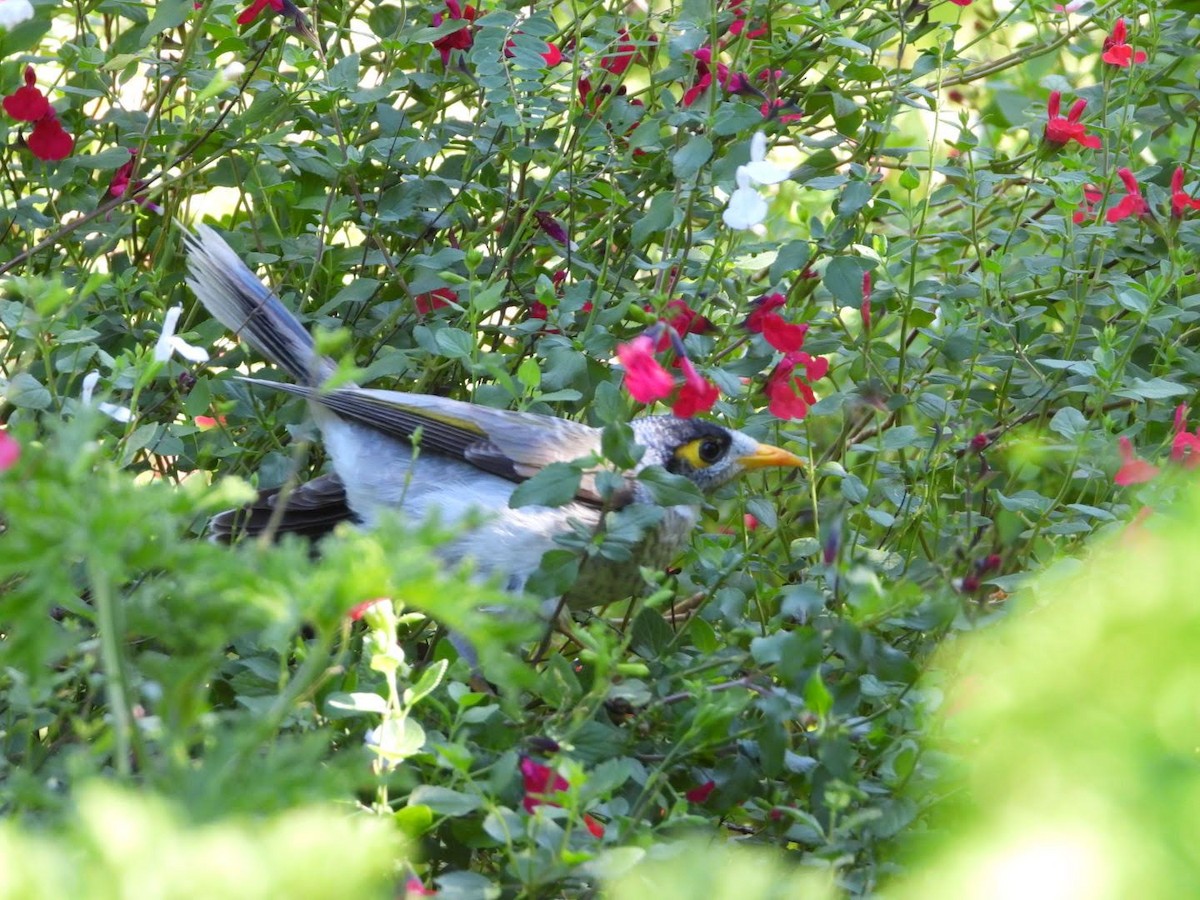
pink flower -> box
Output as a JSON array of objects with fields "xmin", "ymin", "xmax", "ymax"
[
  {"xmin": 0, "ymin": 430, "xmax": 20, "ymax": 472},
  {"xmin": 685, "ymin": 780, "xmax": 716, "ymax": 803},
  {"xmin": 107, "ymin": 150, "xmax": 162, "ymax": 213},
  {"xmin": 1114, "ymin": 436, "xmax": 1159, "ymax": 485},
  {"xmin": 1170, "ymin": 167, "xmax": 1200, "ymax": 219},
  {"xmin": 432, "ymin": 0, "xmax": 477, "ymax": 66},
  {"xmin": 519, "ymin": 756, "xmax": 605, "ymax": 838},
  {"xmin": 861, "ymin": 271, "xmax": 873, "ymax": 332},
  {"xmin": 948, "ymin": 0, "xmax": 972, "ymax": 5},
  {"xmin": 1101, "ymin": 18, "xmax": 1147, "ymax": 68},
  {"xmin": 3, "ymin": 65, "xmax": 51, "ymax": 122},
  {"xmin": 414, "ymin": 287, "xmax": 456, "ymax": 314},
  {"xmin": 1106, "ymin": 167, "xmax": 1149, "ymax": 223},
  {"xmin": 672, "ymin": 358, "xmax": 719, "ymax": 418},
  {"xmin": 404, "ymin": 877, "xmax": 437, "ymax": 898},
  {"xmin": 600, "ymin": 27, "xmax": 637, "ymax": 74},
  {"xmin": 237, "ymin": 0, "xmax": 283, "ymax": 24},
  {"xmin": 534, "ymin": 211, "xmax": 574, "ymax": 248},
  {"xmin": 1043, "ymin": 91, "xmax": 1102, "ymax": 150},
  {"xmin": 765, "ymin": 352, "xmax": 829, "ymax": 420},
  {"xmin": 347, "ymin": 598, "xmax": 387, "ymax": 621},
  {"xmin": 663, "ymin": 298, "xmax": 712, "ymax": 339},
  {"xmin": 616, "ymin": 335, "xmax": 674, "ymax": 403},
  {"xmin": 727, "ymin": 0, "xmax": 767, "ymax": 39},
  {"xmin": 193, "ymin": 414, "xmax": 227, "ymax": 429},
  {"xmin": 1171, "ymin": 404, "xmax": 1200, "ymax": 469}
]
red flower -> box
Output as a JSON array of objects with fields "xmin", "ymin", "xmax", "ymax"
[
  {"xmin": 194, "ymin": 414, "xmax": 227, "ymax": 429},
  {"xmin": 347, "ymin": 598, "xmax": 387, "ymax": 621},
  {"xmin": 601, "ymin": 28, "xmax": 637, "ymax": 75},
  {"xmin": 404, "ymin": 877, "xmax": 437, "ymax": 898},
  {"xmin": 534, "ymin": 211, "xmax": 573, "ymax": 247},
  {"xmin": 414, "ymin": 287, "xmax": 456, "ymax": 314},
  {"xmin": 432, "ymin": 0, "xmax": 477, "ymax": 66},
  {"xmin": 685, "ymin": 780, "xmax": 716, "ymax": 803},
  {"xmin": 107, "ymin": 150, "xmax": 162, "ymax": 213},
  {"xmin": 27, "ymin": 114, "xmax": 73, "ymax": 162},
  {"xmin": 1072, "ymin": 186, "xmax": 1104, "ymax": 224},
  {"xmin": 529, "ymin": 300, "xmax": 549, "ymax": 320},
  {"xmin": 1106, "ymin": 167, "xmax": 1149, "ymax": 223},
  {"xmin": 0, "ymin": 430, "xmax": 20, "ymax": 472},
  {"xmin": 949, "ymin": 0, "xmax": 971, "ymax": 5},
  {"xmin": 505, "ymin": 37, "xmax": 563, "ymax": 67},
  {"xmin": 3, "ymin": 66, "xmax": 51, "ymax": 122},
  {"xmin": 745, "ymin": 293, "xmax": 808, "ymax": 353},
  {"xmin": 673, "ymin": 358, "xmax": 719, "ymax": 418},
  {"xmin": 1114, "ymin": 436, "xmax": 1159, "ymax": 486},
  {"xmin": 727, "ymin": 0, "xmax": 767, "ymax": 39},
  {"xmin": 664, "ymin": 298, "xmax": 712, "ymax": 338},
  {"xmin": 1043, "ymin": 91, "xmax": 1102, "ymax": 150},
  {"xmin": 1170, "ymin": 167, "xmax": 1200, "ymax": 219},
  {"xmin": 765, "ymin": 352, "xmax": 828, "ymax": 421},
  {"xmin": 616, "ymin": 335, "xmax": 674, "ymax": 403},
  {"xmin": 1101, "ymin": 18, "xmax": 1147, "ymax": 68},
  {"xmin": 1171, "ymin": 404, "xmax": 1200, "ymax": 469},
  {"xmin": 519, "ymin": 756, "xmax": 604, "ymax": 838},
  {"xmin": 237, "ymin": 0, "xmax": 283, "ymax": 25}
]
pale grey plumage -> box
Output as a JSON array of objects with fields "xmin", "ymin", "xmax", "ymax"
[{"xmin": 185, "ymin": 225, "xmax": 804, "ymax": 608}]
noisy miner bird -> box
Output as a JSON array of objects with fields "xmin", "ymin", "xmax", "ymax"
[{"xmin": 184, "ymin": 225, "xmax": 805, "ymax": 609}]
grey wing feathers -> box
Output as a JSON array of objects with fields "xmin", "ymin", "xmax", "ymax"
[
  {"xmin": 209, "ymin": 473, "xmax": 355, "ymax": 542},
  {"xmin": 184, "ymin": 225, "xmax": 324, "ymax": 384}
]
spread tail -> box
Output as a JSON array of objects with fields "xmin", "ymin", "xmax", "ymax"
[{"xmin": 184, "ymin": 225, "xmax": 325, "ymax": 383}]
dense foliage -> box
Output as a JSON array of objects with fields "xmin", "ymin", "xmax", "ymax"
[{"xmin": 2, "ymin": 0, "xmax": 1198, "ymax": 895}]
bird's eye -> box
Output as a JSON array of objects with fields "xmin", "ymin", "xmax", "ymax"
[{"xmin": 698, "ymin": 438, "xmax": 724, "ymax": 464}]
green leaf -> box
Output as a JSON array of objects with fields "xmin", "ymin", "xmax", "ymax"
[
  {"xmin": 632, "ymin": 193, "xmax": 677, "ymax": 248},
  {"xmin": 408, "ymin": 785, "xmax": 482, "ymax": 817},
  {"xmin": 636, "ymin": 465, "xmax": 705, "ymax": 506},
  {"xmin": 824, "ymin": 256, "xmax": 872, "ymax": 306},
  {"xmin": 7, "ymin": 373, "xmax": 51, "ymax": 410},
  {"xmin": 403, "ymin": 658, "xmax": 448, "ymax": 707},
  {"xmin": 143, "ymin": 0, "xmax": 191, "ymax": 38},
  {"xmin": 1049, "ymin": 407, "xmax": 1088, "ymax": 439},
  {"xmin": 508, "ymin": 462, "xmax": 582, "ymax": 508},
  {"xmin": 672, "ymin": 135, "xmax": 713, "ymax": 182},
  {"xmin": 325, "ymin": 691, "xmax": 389, "ymax": 717}
]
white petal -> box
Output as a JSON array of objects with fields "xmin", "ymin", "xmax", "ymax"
[
  {"xmin": 99, "ymin": 402, "xmax": 133, "ymax": 424},
  {"xmin": 169, "ymin": 336, "xmax": 210, "ymax": 364},
  {"xmin": 742, "ymin": 160, "xmax": 792, "ymax": 185},
  {"xmin": 735, "ymin": 166, "xmax": 753, "ymax": 191},
  {"xmin": 81, "ymin": 371, "xmax": 100, "ymax": 405},
  {"xmin": 750, "ymin": 131, "xmax": 767, "ymax": 163},
  {"xmin": 155, "ymin": 306, "xmax": 183, "ymax": 362},
  {"xmin": 723, "ymin": 188, "xmax": 768, "ymax": 230},
  {"xmin": 0, "ymin": 0, "xmax": 35, "ymax": 29}
]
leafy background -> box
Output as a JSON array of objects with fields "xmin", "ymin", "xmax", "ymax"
[{"xmin": 2, "ymin": 0, "xmax": 1200, "ymax": 895}]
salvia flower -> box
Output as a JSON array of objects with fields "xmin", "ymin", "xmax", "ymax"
[
  {"xmin": 723, "ymin": 167, "xmax": 769, "ymax": 230},
  {"xmin": 1106, "ymin": 167, "xmax": 1149, "ymax": 223},
  {"xmin": 519, "ymin": 756, "xmax": 605, "ymax": 839},
  {"xmin": 616, "ymin": 335, "xmax": 675, "ymax": 403},
  {"xmin": 727, "ymin": 0, "xmax": 767, "ymax": 39},
  {"xmin": 745, "ymin": 293, "xmax": 807, "ymax": 353},
  {"xmin": 861, "ymin": 271, "xmax": 873, "ymax": 333},
  {"xmin": 1101, "ymin": 18, "xmax": 1147, "ymax": 68},
  {"xmin": 1171, "ymin": 404, "xmax": 1200, "ymax": 469},
  {"xmin": 673, "ymin": 358, "xmax": 719, "ymax": 418},
  {"xmin": 534, "ymin": 211, "xmax": 577, "ymax": 250},
  {"xmin": 108, "ymin": 150, "xmax": 163, "ymax": 214},
  {"xmin": 81, "ymin": 372, "xmax": 133, "ymax": 423},
  {"xmin": 685, "ymin": 780, "xmax": 716, "ymax": 804},
  {"xmin": 663, "ymin": 298, "xmax": 712, "ymax": 339},
  {"xmin": 432, "ymin": 0, "xmax": 477, "ymax": 66},
  {"xmin": 600, "ymin": 27, "xmax": 637, "ymax": 75},
  {"xmin": 3, "ymin": 65, "xmax": 50, "ymax": 122},
  {"xmin": 0, "ymin": 430, "xmax": 20, "ymax": 472},
  {"xmin": 1170, "ymin": 167, "xmax": 1200, "ymax": 219},
  {"xmin": 1043, "ymin": 91, "xmax": 1102, "ymax": 150},
  {"xmin": 0, "ymin": 0, "xmax": 35, "ymax": 28},
  {"xmin": 1114, "ymin": 436, "xmax": 1159, "ymax": 486},
  {"xmin": 1072, "ymin": 186, "xmax": 1104, "ymax": 224},
  {"xmin": 415, "ymin": 287, "xmax": 456, "ymax": 314},
  {"xmin": 237, "ymin": 0, "xmax": 319, "ymax": 47},
  {"xmin": 765, "ymin": 351, "xmax": 829, "ymax": 421},
  {"xmin": 155, "ymin": 306, "xmax": 211, "ymax": 364},
  {"xmin": 3, "ymin": 66, "xmax": 74, "ymax": 162}
]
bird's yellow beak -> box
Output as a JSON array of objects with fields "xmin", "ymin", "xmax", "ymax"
[{"xmin": 738, "ymin": 442, "xmax": 806, "ymax": 471}]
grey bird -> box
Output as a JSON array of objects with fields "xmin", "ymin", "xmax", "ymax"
[{"xmin": 184, "ymin": 225, "xmax": 805, "ymax": 609}]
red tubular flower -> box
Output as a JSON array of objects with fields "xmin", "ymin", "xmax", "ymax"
[
  {"xmin": 949, "ymin": 0, "xmax": 972, "ymax": 5},
  {"xmin": 432, "ymin": 0, "xmax": 477, "ymax": 66},
  {"xmin": 414, "ymin": 287, "xmax": 456, "ymax": 314},
  {"xmin": 519, "ymin": 757, "xmax": 604, "ymax": 838},
  {"xmin": 765, "ymin": 351, "xmax": 828, "ymax": 421},
  {"xmin": 108, "ymin": 150, "xmax": 162, "ymax": 213},
  {"xmin": 3, "ymin": 65, "xmax": 51, "ymax": 122},
  {"xmin": 1072, "ymin": 186, "xmax": 1104, "ymax": 224},
  {"xmin": 727, "ymin": 0, "xmax": 767, "ymax": 39},
  {"xmin": 1114, "ymin": 436, "xmax": 1159, "ymax": 485},
  {"xmin": 1101, "ymin": 18, "xmax": 1147, "ymax": 68},
  {"xmin": 505, "ymin": 37, "xmax": 563, "ymax": 67},
  {"xmin": 664, "ymin": 298, "xmax": 712, "ymax": 337},
  {"xmin": 404, "ymin": 877, "xmax": 437, "ymax": 898},
  {"xmin": 601, "ymin": 27, "xmax": 636, "ymax": 74},
  {"xmin": 745, "ymin": 293, "xmax": 808, "ymax": 353},
  {"xmin": 534, "ymin": 211, "xmax": 573, "ymax": 247},
  {"xmin": 673, "ymin": 358, "xmax": 719, "ymax": 418},
  {"xmin": 861, "ymin": 271, "xmax": 873, "ymax": 332},
  {"xmin": 616, "ymin": 335, "xmax": 674, "ymax": 403},
  {"xmin": 1106, "ymin": 168, "xmax": 1149, "ymax": 223},
  {"xmin": 1170, "ymin": 167, "xmax": 1200, "ymax": 219},
  {"xmin": 0, "ymin": 431, "xmax": 20, "ymax": 472},
  {"xmin": 27, "ymin": 114, "xmax": 73, "ymax": 161},
  {"xmin": 685, "ymin": 780, "xmax": 716, "ymax": 804},
  {"xmin": 1171, "ymin": 404, "xmax": 1200, "ymax": 468},
  {"xmin": 237, "ymin": 0, "xmax": 283, "ymax": 25},
  {"xmin": 1044, "ymin": 91, "xmax": 1102, "ymax": 150}
]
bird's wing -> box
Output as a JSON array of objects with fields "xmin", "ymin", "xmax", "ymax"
[
  {"xmin": 209, "ymin": 472, "xmax": 355, "ymax": 543},
  {"xmin": 242, "ymin": 379, "xmax": 614, "ymax": 501}
]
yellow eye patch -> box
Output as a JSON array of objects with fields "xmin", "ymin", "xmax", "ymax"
[{"xmin": 675, "ymin": 437, "xmax": 726, "ymax": 469}]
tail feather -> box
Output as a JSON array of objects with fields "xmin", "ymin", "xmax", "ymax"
[{"xmin": 184, "ymin": 225, "xmax": 324, "ymax": 383}]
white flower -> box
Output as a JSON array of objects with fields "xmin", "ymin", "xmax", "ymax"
[
  {"xmin": 222, "ymin": 61, "xmax": 246, "ymax": 80},
  {"xmin": 81, "ymin": 371, "xmax": 133, "ymax": 423},
  {"xmin": 155, "ymin": 306, "xmax": 210, "ymax": 364},
  {"xmin": 741, "ymin": 131, "xmax": 792, "ymax": 185},
  {"xmin": 0, "ymin": 0, "xmax": 35, "ymax": 29},
  {"xmin": 722, "ymin": 167, "xmax": 769, "ymax": 230}
]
